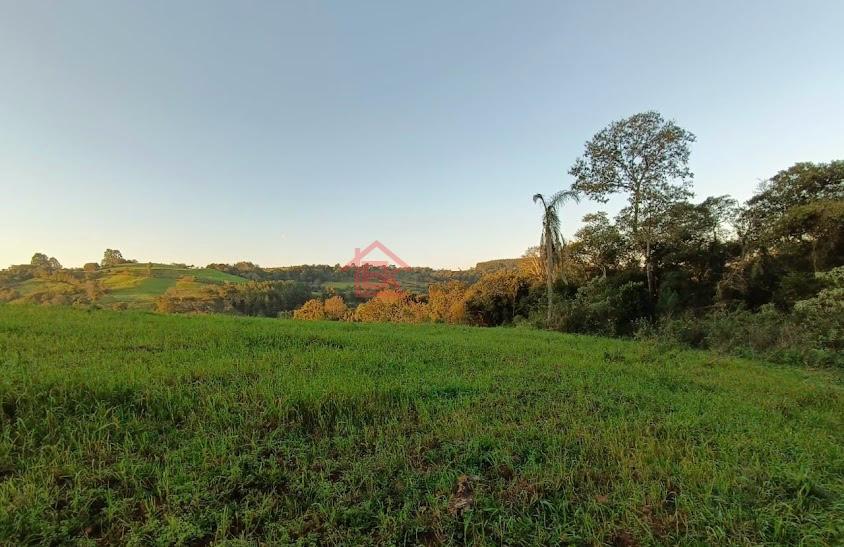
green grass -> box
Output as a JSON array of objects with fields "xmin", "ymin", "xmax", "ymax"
[
  {"xmin": 323, "ymin": 281, "xmax": 356, "ymax": 290},
  {"xmin": 9, "ymin": 265, "xmax": 249, "ymax": 309},
  {"xmin": 0, "ymin": 306, "xmax": 842, "ymax": 545},
  {"xmin": 98, "ymin": 264, "xmax": 248, "ymax": 285},
  {"xmin": 101, "ymin": 277, "xmax": 180, "ymax": 303}
]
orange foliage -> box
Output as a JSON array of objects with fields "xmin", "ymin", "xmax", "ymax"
[
  {"xmin": 293, "ymin": 299, "xmax": 326, "ymax": 320},
  {"xmin": 323, "ymin": 295, "xmax": 349, "ymax": 321},
  {"xmin": 354, "ymin": 289, "xmax": 429, "ymax": 323},
  {"xmin": 428, "ymin": 281, "xmax": 469, "ymax": 324}
]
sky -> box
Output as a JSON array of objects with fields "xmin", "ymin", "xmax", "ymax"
[{"xmin": 1, "ymin": 1, "xmax": 843, "ymax": 269}]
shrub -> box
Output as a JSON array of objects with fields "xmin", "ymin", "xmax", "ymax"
[
  {"xmin": 293, "ymin": 299, "xmax": 326, "ymax": 321},
  {"xmin": 638, "ymin": 268, "xmax": 843, "ymax": 368},
  {"xmin": 551, "ymin": 278, "xmax": 649, "ymax": 336},
  {"xmin": 462, "ymin": 271, "xmax": 533, "ymax": 326},
  {"xmin": 323, "ymin": 295, "xmax": 349, "ymax": 321},
  {"xmin": 202, "ymin": 281, "xmax": 311, "ymax": 317},
  {"xmin": 354, "ymin": 290, "xmax": 428, "ymax": 323},
  {"xmin": 428, "ymin": 281, "xmax": 469, "ymax": 324},
  {"xmin": 0, "ymin": 289, "xmax": 20, "ymax": 303},
  {"xmin": 155, "ymin": 293, "xmax": 224, "ymax": 314}
]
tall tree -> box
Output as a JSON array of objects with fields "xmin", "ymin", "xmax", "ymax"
[
  {"xmin": 102, "ymin": 249, "xmax": 126, "ymax": 268},
  {"xmin": 30, "ymin": 253, "xmax": 50, "ymax": 268},
  {"xmin": 570, "ymin": 212, "xmax": 626, "ymax": 279},
  {"xmin": 533, "ymin": 190, "xmax": 580, "ymax": 321},
  {"xmin": 740, "ymin": 161, "xmax": 844, "ymax": 272},
  {"xmin": 569, "ymin": 111, "xmax": 695, "ymax": 298},
  {"xmin": 30, "ymin": 253, "xmax": 61, "ymax": 271},
  {"xmin": 722, "ymin": 161, "xmax": 844, "ymax": 307}
]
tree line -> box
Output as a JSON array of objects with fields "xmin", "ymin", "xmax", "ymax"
[{"xmin": 293, "ymin": 112, "xmax": 842, "ymax": 367}]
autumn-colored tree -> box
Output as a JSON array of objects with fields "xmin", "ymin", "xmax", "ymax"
[
  {"xmin": 293, "ymin": 299, "xmax": 326, "ymax": 320},
  {"xmin": 83, "ymin": 262, "xmax": 99, "ymax": 273},
  {"xmin": 323, "ymin": 295, "xmax": 349, "ymax": 320},
  {"xmin": 428, "ymin": 281, "xmax": 468, "ymax": 324},
  {"xmin": 518, "ymin": 246, "xmax": 544, "ymax": 283},
  {"xmin": 354, "ymin": 290, "xmax": 428, "ymax": 323}
]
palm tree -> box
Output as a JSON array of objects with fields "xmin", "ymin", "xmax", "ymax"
[{"xmin": 533, "ymin": 189, "xmax": 580, "ymax": 322}]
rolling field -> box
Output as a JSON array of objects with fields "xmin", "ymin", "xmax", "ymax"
[
  {"xmin": 5, "ymin": 264, "xmax": 249, "ymax": 309},
  {"xmin": 98, "ymin": 264, "xmax": 249, "ymax": 306},
  {"xmin": 0, "ymin": 306, "xmax": 842, "ymax": 545}
]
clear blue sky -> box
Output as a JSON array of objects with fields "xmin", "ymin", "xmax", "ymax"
[{"xmin": 1, "ymin": 1, "xmax": 842, "ymax": 269}]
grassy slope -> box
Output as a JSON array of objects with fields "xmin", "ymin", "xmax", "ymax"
[
  {"xmin": 9, "ymin": 264, "xmax": 248, "ymax": 308},
  {"xmin": 0, "ymin": 306, "xmax": 841, "ymax": 545}
]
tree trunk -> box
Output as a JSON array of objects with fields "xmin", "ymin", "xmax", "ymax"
[
  {"xmin": 632, "ymin": 183, "xmax": 641, "ymax": 235},
  {"xmin": 545, "ymin": 239, "xmax": 552, "ymax": 323},
  {"xmin": 645, "ymin": 238, "xmax": 655, "ymax": 303}
]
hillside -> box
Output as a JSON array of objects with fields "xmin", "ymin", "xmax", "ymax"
[
  {"xmin": 474, "ymin": 258, "xmax": 522, "ymax": 274},
  {"xmin": 1, "ymin": 259, "xmax": 486, "ymax": 310},
  {"xmin": 1, "ymin": 305, "xmax": 841, "ymax": 544},
  {"xmin": 97, "ymin": 263, "xmax": 248, "ymax": 306},
  {"xmin": 2, "ymin": 263, "xmax": 248, "ymax": 309}
]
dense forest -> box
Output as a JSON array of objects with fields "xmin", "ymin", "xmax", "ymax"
[
  {"xmin": 2, "ymin": 112, "xmax": 841, "ymax": 367},
  {"xmin": 292, "ymin": 113, "xmax": 844, "ymax": 367}
]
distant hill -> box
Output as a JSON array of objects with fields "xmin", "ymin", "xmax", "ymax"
[
  {"xmin": 205, "ymin": 262, "xmax": 480, "ymax": 297},
  {"xmin": 0, "ymin": 257, "xmax": 508, "ymax": 310},
  {"xmin": 474, "ymin": 258, "xmax": 521, "ymax": 274},
  {"xmin": 0, "ymin": 263, "xmax": 249, "ymax": 309},
  {"xmin": 97, "ymin": 263, "xmax": 248, "ymax": 307}
]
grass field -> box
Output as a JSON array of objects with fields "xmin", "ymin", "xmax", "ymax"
[
  {"xmin": 5, "ymin": 264, "xmax": 249, "ymax": 309},
  {"xmin": 112, "ymin": 264, "xmax": 248, "ymax": 285},
  {"xmin": 0, "ymin": 306, "xmax": 842, "ymax": 545}
]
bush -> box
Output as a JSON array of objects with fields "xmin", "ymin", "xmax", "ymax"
[
  {"xmin": 225, "ymin": 281, "xmax": 311, "ymax": 317},
  {"xmin": 323, "ymin": 295, "xmax": 349, "ymax": 321},
  {"xmin": 462, "ymin": 271, "xmax": 533, "ymax": 326},
  {"xmin": 0, "ymin": 289, "xmax": 20, "ymax": 303},
  {"xmin": 354, "ymin": 290, "xmax": 428, "ymax": 323},
  {"xmin": 293, "ymin": 299, "xmax": 326, "ymax": 321},
  {"xmin": 428, "ymin": 281, "xmax": 469, "ymax": 324},
  {"xmin": 155, "ymin": 293, "xmax": 224, "ymax": 314},
  {"xmin": 551, "ymin": 278, "xmax": 649, "ymax": 336},
  {"xmin": 638, "ymin": 273, "xmax": 843, "ymax": 368}
]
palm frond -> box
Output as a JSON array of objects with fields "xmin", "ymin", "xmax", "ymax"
[
  {"xmin": 549, "ymin": 188, "xmax": 581, "ymax": 208},
  {"xmin": 545, "ymin": 208, "xmax": 561, "ymax": 235}
]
